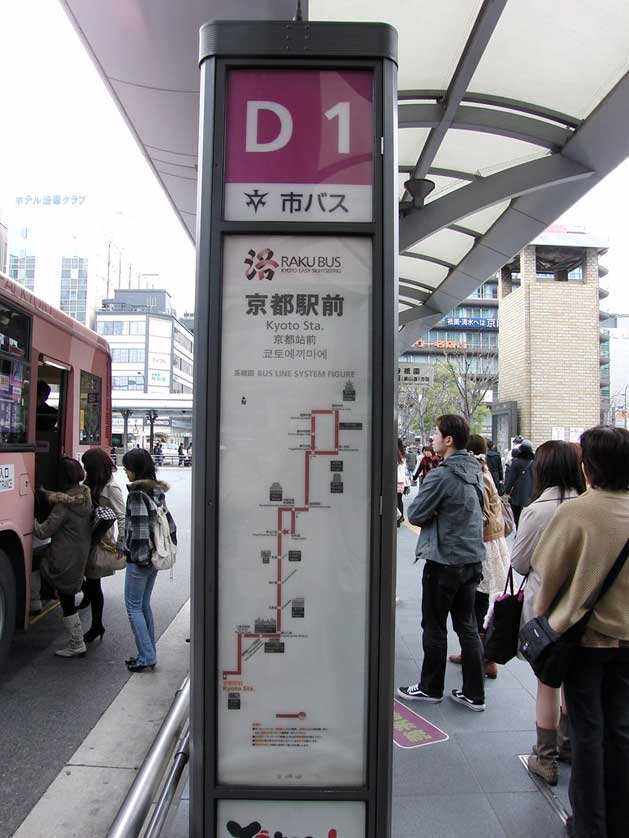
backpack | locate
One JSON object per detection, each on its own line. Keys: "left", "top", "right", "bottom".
{"left": 142, "top": 492, "right": 177, "bottom": 571}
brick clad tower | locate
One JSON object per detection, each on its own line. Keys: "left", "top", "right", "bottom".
{"left": 498, "top": 230, "right": 606, "bottom": 448}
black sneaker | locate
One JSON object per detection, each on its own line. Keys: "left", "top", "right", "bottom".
{"left": 449, "top": 689, "right": 485, "bottom": 712}
{"left": 397, "top": 683, "right": 443, "bottom": 703}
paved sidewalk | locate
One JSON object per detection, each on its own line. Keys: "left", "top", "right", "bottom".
{"left": 392, "top": 516, "right": 568, "bottom": 838}
{"left": 13, "top": 601, "right": 190, "bottom": 838}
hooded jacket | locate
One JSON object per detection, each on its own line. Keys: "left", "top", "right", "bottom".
{"left": 33, "top": 485, "right": 93, "bottom": 595}
{"left": 407, "top": 449, "right": 485, "bottom": 566}
{"left": 125, "top": 479, "right": 177, "bottom": 567}
{"left": 504, "top": 447, "right": 534, "bottom": 507}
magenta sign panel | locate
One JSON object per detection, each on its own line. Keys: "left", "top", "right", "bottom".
{"left": 225, "top": 70, "right": 374, "bottom": 222}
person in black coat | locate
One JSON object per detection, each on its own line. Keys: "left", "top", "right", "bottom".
{"left": 503, "top": 440, "right": 535, "bottom": 526}
{"left": 485, "top": 439, "right": 503, "bottom": 493}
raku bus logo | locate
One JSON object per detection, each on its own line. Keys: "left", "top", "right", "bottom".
{"left": 226, "top": 820, "right": 339, "bottom": 838}
{"left": 245, "top": 247, "right": 278, "bottom": 281}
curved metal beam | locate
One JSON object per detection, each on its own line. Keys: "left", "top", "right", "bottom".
{"left": 399, "top": 153, "right": 594, "bottom": 252}
{"left": 401, "top": 251, "right": 456, "bottom": 270}
{"left": 410, "top": 0, "right": 509, "bottom": 181}
{"left": 399, "top": 165, "right": 478, "bottom": 182}
{"left": 398, "top": 281, "right": 432, "bottom": 303}
{"left": 399, "top": 103, "right": 570, "bottom": 149}
{"left": 448, "top": 224, "right": 481, "bottom": 239}
{"left": 397, "top": 90, "right": 581, "bottom": 129}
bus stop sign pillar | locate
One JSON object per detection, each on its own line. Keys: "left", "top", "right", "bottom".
{"left": 191, "top": 20, "right": 398, "bottom": 838}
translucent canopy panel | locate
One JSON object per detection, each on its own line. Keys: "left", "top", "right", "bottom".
{"left": 398, "top": 128, "right": 430, "bottom": 167}
{"left": 311, "top": 0, "right": 484, "bottom": 90}
{"left": 408, "top": 229, "right": 474, "bottom": 264}
{"left": 432, "top": 130, "right": 550, "bottom": 178}
{"left": 398, "top": 256, "right": 448, "bottom": 289}
{"left": 424, "top": 174, "right": 468, "bottom": 204}
{"left": 458, "top": 201, "right": 511, "bottom": 235}
{"left": 469, "top": 0, "right": 629, "bottom": 121}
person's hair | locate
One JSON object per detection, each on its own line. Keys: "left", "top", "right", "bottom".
{"left": 37, "top": 381, "right": 51, "bottom": 397}
{"left": 397, "top": 437, "right": 406, "bottom": 464}
{"left": 530, "top": 440, "right": 585, "bottom": 502}
{"left": 486, "top": 438, "right": 495, "bottom": 450}
{"left": 436, "top": 414, "right": 470, "bottom": 450}
{"left": 580, "top": 426, "right": 629, "bottom": 491}
{"left": 122, "top": 447, "right": 157, "bottom": 482}
{"left": 82, "top": 447, "right": 115, "bottom": 505}
{"left": 58, "top": 456, "right": 85, "bottom": 491}
{"left": 421, "top": 445, "right": 432, "bottom": 454}
{"left": 467, "top": 434, "right": 487, "bottom": 456}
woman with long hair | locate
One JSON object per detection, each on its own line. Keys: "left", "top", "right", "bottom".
{"left": 122, "top": 448, "right": 176, "bottom": 672}
{"left": 511, "top": 440, "right": 585, "bottom": 786}
{"left": 396, "top": 438, "right": 410, "bottom": 527}
{"left": 80, "top": 448, "right": 126, "bottom": 642}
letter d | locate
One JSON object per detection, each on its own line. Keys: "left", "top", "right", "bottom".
{"left": 246, "top": 101, "right": 293, "bottom": 152}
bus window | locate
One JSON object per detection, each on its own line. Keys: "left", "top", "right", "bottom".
{"left": 0, "top": 301, "right": 31, "bottom": 447}
{"left": 79, "top": 371, "right": 101, "bottom": 445}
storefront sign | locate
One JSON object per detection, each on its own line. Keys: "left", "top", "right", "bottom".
{"left": 0, "top": 463, "right": 15, "bottom": 492}
{"left": 443, "top": 316, "right": 498, "bottom": 329}
{"left": 225, "top": 70, "right": 373, "bottom": 222}
{"left": 218, "top": 235, "right": 371, "bottom": 784}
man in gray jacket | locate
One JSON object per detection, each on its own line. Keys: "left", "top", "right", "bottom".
{"left": 398, "top": 414, "right": 487, "bottom": 711}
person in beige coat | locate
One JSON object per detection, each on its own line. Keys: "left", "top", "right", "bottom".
{"left": 510, "top": 441, "right": 585, "bottom": 786}
{"left": 531, "top": 427, "right": 629, "bottom": 838}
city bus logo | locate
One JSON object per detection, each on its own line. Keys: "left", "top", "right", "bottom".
{"left": 245, "top": 248, "right": 278, "bottom": 281}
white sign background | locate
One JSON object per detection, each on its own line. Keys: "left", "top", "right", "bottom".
{"left": 217, "top": 800, "right": 366, "bottom": 838}
{"left": 0, "top": 463, "right": 15, "bottom": 493}
{"left": 217, "top": 235, "right": 372, "bottom": 786}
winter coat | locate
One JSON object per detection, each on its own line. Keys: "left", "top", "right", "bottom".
{"left": 510, "top": 486, "right": 580, "bottom": 628}
{"left": 124, "top": 479, "right": 177, "bottom": 567}
{"left": 503, "top": 452, "right": 534, "bottom": 507}
{"left": 33, "top": 485, "right": 93, "bottom": 595}
{"left": 413, "top": 455, "right": 435, "bottom": 482}
{"left": 407, "top": 449, "right": 485, "bottom": 567}
{"left": 397, "top": 460, "right": 410, "bottom": 493}
{"left": 486, "top": 449, "right": 503, "bottom": 492}
{"left": 479, "top": 461, "right": 504, "bottom": 542}
{"left": 86, "top": 478, "right": 127, "bottom": 579}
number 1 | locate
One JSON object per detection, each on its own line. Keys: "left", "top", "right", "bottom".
{"left": 324, "top": 102, "right": 350, "bottom": 154}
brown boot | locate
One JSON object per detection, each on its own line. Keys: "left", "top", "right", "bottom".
{"left": 527, "top": 725, "right": 558, "bottom": 785}
{"left": 485, "top": 660, "right": 498, "bottom": 679}
{"left": 558, "top": 713, "right": 572, "bottom": 764}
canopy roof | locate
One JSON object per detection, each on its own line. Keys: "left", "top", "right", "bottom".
{"left": 60, "top": 0, "right": 629, "bottom": 349}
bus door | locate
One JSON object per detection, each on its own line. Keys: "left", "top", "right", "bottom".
{"left": 35, "top": 359, "right": 69, "bottom": 494}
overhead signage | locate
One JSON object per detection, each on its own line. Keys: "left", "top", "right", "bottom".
{"left": 217, "top": 235, "right": 372, "bottom": 785}
{"left": 443, "top": 316, "right": 498, "bottom": 329}
{"left": 225, "top": 70, "right": 373, "bottom": 222}
{"left": 14, "top": 194, "right": 87, "bottom": 206}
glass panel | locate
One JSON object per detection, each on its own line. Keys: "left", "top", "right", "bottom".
{"left": 79, "top": 371, "right": 101, "bottom": 445}
{"left": 0, "top": 302, "right": 30, "bottom": 359}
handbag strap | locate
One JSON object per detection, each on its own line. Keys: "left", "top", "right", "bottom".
{"left": 502, "top": 566, "right": 526, "bottom": 597}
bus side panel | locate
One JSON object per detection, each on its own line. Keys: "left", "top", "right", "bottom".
{"left": 0, "top": 450, "right": 35, "bottom": 629}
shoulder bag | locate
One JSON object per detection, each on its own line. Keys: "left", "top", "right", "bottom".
{"left": 484, "top": 568, "right": 526, "bottom": 663}
{"left": 519, "top": 536, "right": 629, "bottom": 687}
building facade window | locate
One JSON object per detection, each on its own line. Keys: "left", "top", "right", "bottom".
{"left": 79, "top": 370, "right": 101, "bottom": 444}
{"left": 173, "top": 329, "right": 193, "bottom": 353}
{"left": 172, "top": 381, "right": 193, "bottom": 394}
{"left": 8, "top": 254, "right": 36, "bottom": 291}
{"left": 173, "top": 355, "right": 193, "bottom": 376}
{"left": 111, "top": 348, "right": 145, "bottom": 363}
{"left": 60, "top": 256, "right": 89, "bottom": 323}
{"left": 97, "top": 320, "right": 146, "bottom": 336}
{"left": 112, "top": 375, "right": 145, "bottom": 390}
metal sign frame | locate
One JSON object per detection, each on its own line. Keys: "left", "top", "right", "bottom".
{"left": 191, "top": 20, "right": 398, "bottom": 838}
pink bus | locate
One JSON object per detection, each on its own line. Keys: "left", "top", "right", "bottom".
{"left": 0, "top": 272, "right": 112, "bottom": 666}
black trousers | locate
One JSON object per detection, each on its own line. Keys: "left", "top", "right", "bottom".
{"left": 82, "top": 578, "right": 105, "bottom": 629}
{"left": 396, "top": 493, "right": 404, "bottom": 519}
{"left": 564, "top": 648, "right": 629, "bottom": 838}
{"left": 419, "top": 561, "right": 485, "bottom": 703}
{"left": 59, "top": 593, "right": 76, "bottom": 617}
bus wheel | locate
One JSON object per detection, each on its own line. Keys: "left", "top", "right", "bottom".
{"left": 0, "top": 550, "right": 17, "bottom": 670}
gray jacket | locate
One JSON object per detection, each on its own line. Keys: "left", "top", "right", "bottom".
{"left": 408, "top": 449, "right": 485, "bottom": 566}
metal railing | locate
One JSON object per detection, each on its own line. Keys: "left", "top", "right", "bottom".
{"left": 107, "top": 677, "right": 190, "bottom": 838}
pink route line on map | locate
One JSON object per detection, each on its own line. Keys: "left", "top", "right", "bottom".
{"left": 223, "top": 408, "right": 340, "bottom": 678}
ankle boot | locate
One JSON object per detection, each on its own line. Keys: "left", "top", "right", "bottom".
{"left": 55, "top": 614, "right": 87, "bottom": 658}
{"left": 558, "top": 713, "right": 572, "bottom": 764}
{"left": 528, "top": 725, "right": 559, "bottom": 785}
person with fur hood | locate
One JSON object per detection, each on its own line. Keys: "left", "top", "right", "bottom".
{"left": 33, "top": 457, "right": 93, "bottom": 658}
{"left": 121, "top": 448, "right": 177, "bottom": 673}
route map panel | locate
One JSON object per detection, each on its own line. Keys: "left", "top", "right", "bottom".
{"left": 217, "top": 235, "right": 372, "bottom": 786}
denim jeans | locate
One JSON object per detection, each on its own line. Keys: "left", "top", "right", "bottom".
{"left": 419, "top": 560, "right": 485, "bottom": 703}
{"left": 125, "top": 563, "right": 158, "bottom": 665}
{"left": 564, "top": 647, "right": 629, "bottom": 838}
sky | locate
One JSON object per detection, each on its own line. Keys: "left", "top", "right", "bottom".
{"left": 1, "top": 1, "right": 629, "bottom": 316}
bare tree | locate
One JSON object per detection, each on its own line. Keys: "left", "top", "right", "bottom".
{"left": 398, "top": 368, "right": 460, "bottom": 441}
{"left": 439, "top": 347, "right": 498, "bottom": 425}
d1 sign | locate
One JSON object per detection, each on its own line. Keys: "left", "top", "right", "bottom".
{"left": 225, "top": 70, "right": 373, "bottom": 222}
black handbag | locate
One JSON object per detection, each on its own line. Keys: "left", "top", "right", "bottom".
{"left": 484, "top": 568, "right": 525, "bottom": 664}
{"left": 519, "top": 536, "right": 629, "bottom": 688}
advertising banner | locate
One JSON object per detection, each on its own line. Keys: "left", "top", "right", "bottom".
{"left": 225, "top": 70, "right": 373, "bottom": 222}
{"left": 217, "top": 235, "right": 372, "bottom": 785}
{"left": 217, "top": 800, "right": 365, "bottom": 838}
